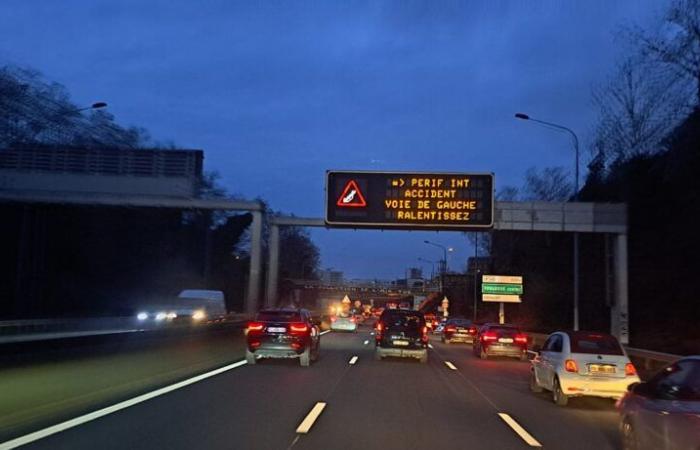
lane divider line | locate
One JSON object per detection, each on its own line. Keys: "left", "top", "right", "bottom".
{"left": 320, "top": 330, "right": 331, "bottom": 335}
{"left": 0, "top": 359, "right": 248, "bottom": 450}
{"left": 349, "top": 356, "right": 358, "bottom": 365}
{"left": 296, "top": 402, "right": 327, "bottom": 434}
{"left": 498, "top": 413, "right": 542, "bottom": 447}
{"left": 363, "top": 340, "right": 369, "bottom": 345}
{"left": 445, "top": 361, "right": 457, "bottom": 370}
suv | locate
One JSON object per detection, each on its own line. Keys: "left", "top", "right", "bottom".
{"left": 473, "top": 323, "right": 528, "bottom": 360}
{"left": 374, "top": 309, "right": 428, "bottom": 363}
{"left": 246, "top": 308, "right": 320, "bottom": 367}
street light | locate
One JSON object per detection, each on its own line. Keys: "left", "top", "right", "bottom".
{"left": 70, "top": 102, "right": 108, "bottom": 113}
{"left": 424, "top": 240, "right": 449, "bottom": 294}
{"left": 515, "top": 112, "right": 581, "bottom": 330}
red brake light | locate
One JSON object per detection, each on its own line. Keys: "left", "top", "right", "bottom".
{"left": 248, "top": 322, "right": 264, "bottom": 332}
{"left": 469, "top": 327, "right": 477, "bottom": 335}
{"left": 331, "top": 316, "right": 337, "bottom": 322}
{"left": 289, "top": 323, "right": 309, "bottom": 333}
{"left": 625, "top": 363, "right": 637, "bottom": 377}
{"left": 422, "top": 326, "right": 429, "bottom": 342}
{"left": 515, "top": 334, "right": 528, "bottom": 344}
{"left": 376, "top": 322, "right": 383, "bottom": 332}
{"left": 482, "top": 331, "right": 498, "bottom": 341}
{"left": 445, "top": 325, "right": 457, "bottom": 332}
{"left": 350, "top": 316, "right": 356, "bottom": 323}
{"left": 565, "top": 359, "right": 579, "bottom": 373}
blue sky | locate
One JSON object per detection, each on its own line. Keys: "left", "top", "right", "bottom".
{"left": 0, "top": 0, "right": 668, "bottom": 279}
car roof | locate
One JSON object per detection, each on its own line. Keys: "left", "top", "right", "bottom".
{"left": 560, "top": 330, "right": 617, "bottom": 340}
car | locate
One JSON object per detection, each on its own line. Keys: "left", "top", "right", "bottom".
{"left": 473, "top": 323, "right": 528, "bottom": 360}
{"left": 245, "top": 308, "right": 321, "bottom": 367}
{"left": 441, "top": 318, "right": 477, "bottom": 344}
{"left": 374, "top": 309, "right": 428, "bottom": 363}
{"left": 530, "top": 331, "right": 640, "bottom": 406}
{"left": 617, "top": 356, "right": 700, "bottom": 450}
{"left": 330, "top": 311, "right": 358, "bottom": 332}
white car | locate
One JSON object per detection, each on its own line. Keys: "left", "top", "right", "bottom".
{"left": 530, "top": 331, "right": 640, "bottom": 406}
{"left": 330, "top": 313, "right": 357, "bottom": 332}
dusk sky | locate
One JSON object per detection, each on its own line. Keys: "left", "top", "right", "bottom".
{"left": 0, "top": 0, "right": 668, "bottom": 279}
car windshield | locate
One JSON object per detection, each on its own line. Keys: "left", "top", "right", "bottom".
{"left": 256, "top": 311, "right": 302, "bottom": 322}
{"left": 570, "top": 334, "right": 624, "bottom": 355}
{"left": 487, "top": 326, "right": 520, "bottom": 334}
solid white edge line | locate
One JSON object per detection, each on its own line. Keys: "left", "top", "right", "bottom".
{"left": 428, "top": 343, "right": 434, "bottom": 349}
{"left": 498, "top": 413, "right": 542, "bottom": 447}
{"left": 320, "top": 330, "right": 331, "bottom": 335}
{"left": 0, "top": 359, "right": 248, "bottom": 450}
{"left": 363, "top": 340, "right": 369, "bottom": 345}
{"left": 444, "top": 361, "right": 457, "bottom": 370}
{"left": 295, "top": 402, "right": 327, "bottom": 434}
{"left": 349, "top": 356, "right": 358, "bottom": 365}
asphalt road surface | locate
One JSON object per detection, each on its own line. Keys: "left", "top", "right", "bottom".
{"left": 8, "top": 324, "right": 622, "bottom": 450}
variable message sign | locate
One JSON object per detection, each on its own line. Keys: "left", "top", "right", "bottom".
{"left": 325, "top": 171, "right": 494, "bottom": 230}
{"left": 481, "top": 274, "right": 523, "bottom": 303}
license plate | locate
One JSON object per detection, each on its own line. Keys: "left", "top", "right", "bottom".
{"left": 393, "top": 340, "right": 409, "bottom": 346}
{"left": 268, "top": 327, "right": 286, "bottom": 333}
{"left": 589, "top": 364, "right": 616, "bottom": 374}
{"left": 498, "top": 337, "right": 513, "bottom": 343}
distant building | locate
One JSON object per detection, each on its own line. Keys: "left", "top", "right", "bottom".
{"left": 408, "top": 267, "right": 423, "bottom": 279}
{"left": 467, "top": 256, "right": 491, "bottom": 274}
{"left": 319, "top": 269, "right": 344, "bottom": 285}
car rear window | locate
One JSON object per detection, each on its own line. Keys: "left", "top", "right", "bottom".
{"left": 382, "top": 312, "right": 424, "bottom": 327}
{"left": 449, "top": 319, "right": 472, "bottom": 326}
{"left": 256, "top": 311, "right": 302, "bottom": 322}
{"left": 570, "top": 334, "right": 623, "bottom": 355}
{"left": 487, "top": 326, "right": 519, "bottom": 334}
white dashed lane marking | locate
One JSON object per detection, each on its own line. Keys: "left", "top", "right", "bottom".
{"left": 498, "top": 413, "right": 542, "bottom": 447}
{"left": 296, "top": 402, "right": 327, "bottom": 434}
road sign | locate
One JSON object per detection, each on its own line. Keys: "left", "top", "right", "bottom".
{"left": 482, "top": 275, "right": 522, "bottom": 284}
{"left": 483, "top": 294, "right": 522, "bottom": 303}
{"left": 482, "top": 283, "right": 524, "bottom": 295}
{"left": 325, "top": 171, "right": 494, "bottom": 230}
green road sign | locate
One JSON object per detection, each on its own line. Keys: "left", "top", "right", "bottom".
{"left": 481, "top": 283, "right": 523, "bottom": 295}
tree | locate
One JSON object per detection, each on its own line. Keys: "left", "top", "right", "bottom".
{"left": 0, "top": 65, "right": 149, "bottom": 148}
{"left": 630, "top": 0, "right": 700, "bottom": 104}
{"left": 522, "top": 167, "right": 573, "bottom": 201}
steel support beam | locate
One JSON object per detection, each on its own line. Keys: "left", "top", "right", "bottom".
{"left": 246, "top": 210, "right": 263, "bottom": 315}
{"left": 265, "top": 224, "right": 280, "bottom": 308}
{"left": 612, "top": 233, "right": 630, "bottom": 344}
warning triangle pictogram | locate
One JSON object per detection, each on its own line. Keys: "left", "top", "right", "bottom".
{"left": 336, "top": 179, "right": 367, "bottom": 208}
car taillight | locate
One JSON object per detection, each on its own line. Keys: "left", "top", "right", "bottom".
{"left": 376, "top": 322, "right": 383, "bottom": 332}
{"left": 515, "top": 334, "right": 528, "bottom": 344}
{"left": 350, "top": 316, "right": 356, "bottom": 323}
{"left": 445, "top": 326, "right": 457, "bottom": 332}
{"left": 565, "top": 359, "right": 579, "bottom": 373}
{"left": 422, "top": 326, "right": 429, "bottom": 342}
{"left": 625, "top": 363, "right": 637, "bottom": 376}
{"left": 248, "top": 322, "right": 264, "bottom": 332}
{"left": 482, "top": 331, "right": 498, "bottom": 341}
{"left": 468, "top": 327, "right": 477, "bottom": 335}
{"left": 331, "top": 316, "right": 337, "bottom": 322}
{"left": 289, "top": 323, "right": 309, "bottom": 333}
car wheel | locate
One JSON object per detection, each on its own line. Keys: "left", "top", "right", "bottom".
{"left": 312, "top": 341, "right": 320, "bottom": 362}
{"left": 620, "top": 418, "right": 638, "bottom": 450}
{"left": 480, "top": 347, "right": 489, "bottom": 360}
{"left": 245, "top": 349, "right": 256, "bottom": 365}
{"left": 374, "top": 348, "right": 383, "bottom": 361}
{"left": 300, "top": 347, "right": 311, "bottom": 367}
{"left": 552, "top": 377, "right": 569, "bottom": 406}
{"left": 529, "top": 370, "right": 543, "bottom": 393}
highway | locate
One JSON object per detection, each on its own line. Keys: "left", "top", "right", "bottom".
{"left": 4, "top": 323, "right": 622, "bottom": 450}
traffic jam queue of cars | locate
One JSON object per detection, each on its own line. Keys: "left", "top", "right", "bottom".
{"left": 245, "top": 307, "right": 698, "bottom": 447}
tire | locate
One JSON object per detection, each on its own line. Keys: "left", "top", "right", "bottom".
{"left": 312, "top": 341, "right": 320, "bottom": 362}
{"left": 245, "top": 349, "right": 256, "bottom": 365}
{"left": 419, "top": 351, "right": 428, "bottom": 364}
{"left": 552, "top": 377, "right": 569, "bottom": 406}
{"left": 300, "top": 347, "right": 311, "bottom": 367}
{"left": 620, "top": 418, "right": 638, "bottom": 450}
{"left": 480, "top": 347, "right": 489, "bottom": 360}
{"left": 530, "top": 370, "right": 543, "bottom": 393}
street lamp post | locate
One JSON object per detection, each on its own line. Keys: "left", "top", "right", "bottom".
{"left": 424, "top": 240, "right": 449, "bottom": 294}
{"left": 515, "top": 112, "right": 581, "bottom": 331}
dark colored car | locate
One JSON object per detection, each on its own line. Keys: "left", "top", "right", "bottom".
{"left": 245, "top": 308, "right": 320, "bottom": 367}
{"left": 441, "top": 318, "right": 477, "bottom": 344}
{"left": 473, "top": 323, "right": 528, "bottom": 360}
{"left": 374, "top": 309, "right": 428, "bottom": 363}
{"left": 617, "top": 356, "right": 700, "bottom": 450}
